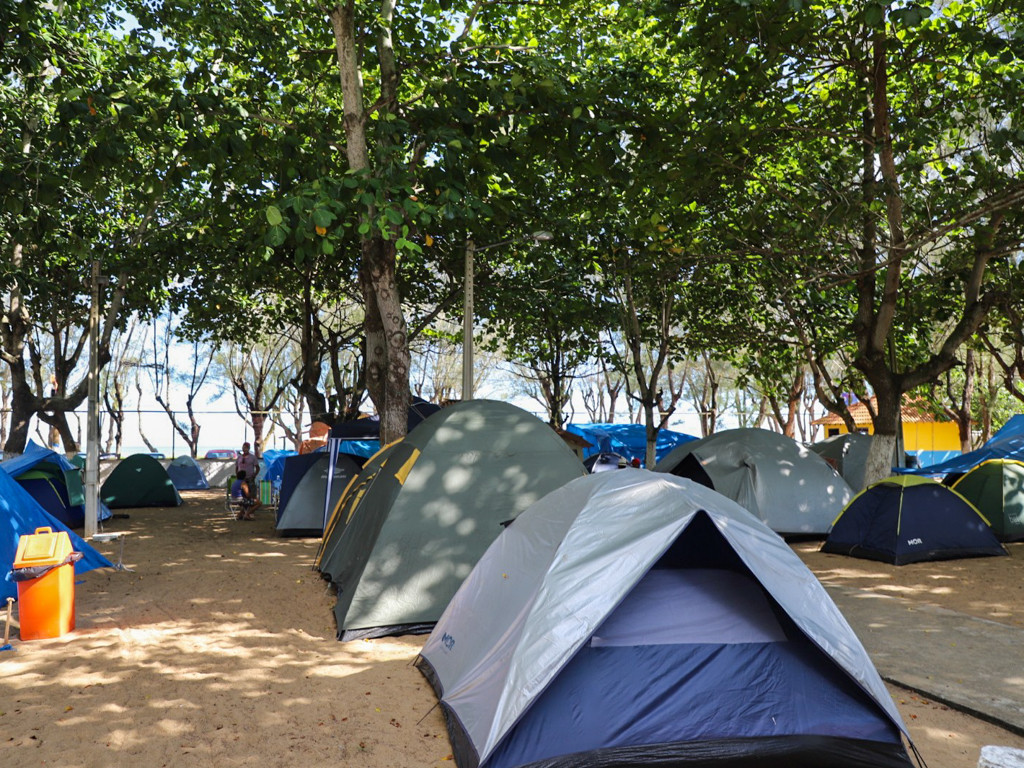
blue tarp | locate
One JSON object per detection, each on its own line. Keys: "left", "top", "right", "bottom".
{"left": 258, "top": 450, "right": 299, "bottom": 489}
{"left": 901, "top": 415, "right": 1024, "bottom": 476}
{"left": 566, "top": 423, "right": 698, "bottom": 466}
{"left": 334, "top": 439, "right": 379, "bottom": 459}
{"left": 1, "top": 468, "right": 113, "bottom": 602}
{"left": 907, "top": 450, "right": 960, "bottom": 469}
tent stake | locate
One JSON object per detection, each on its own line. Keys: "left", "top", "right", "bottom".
{"left": 1, "top": 597, "right": 14, "bottom": 651}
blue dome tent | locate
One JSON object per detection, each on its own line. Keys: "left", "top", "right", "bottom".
{"left": 0, "top": 441, "right": 113, "bottom": 527}
{"left": 1, "top": 468, "right": 113, "bottom": 603}
{"left": 822, "top": 475, "right": 1007, "bottom": 564}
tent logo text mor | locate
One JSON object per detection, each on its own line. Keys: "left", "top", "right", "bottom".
{"left": 906, "top": 538, "right": 924, "bottom": 546}
{"left": 441, "top": 632, "right": 456, "bottom": 652}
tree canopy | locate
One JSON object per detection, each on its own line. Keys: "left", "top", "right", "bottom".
{"left": 3, "top": 0, "right": 1024, "bottom": 475}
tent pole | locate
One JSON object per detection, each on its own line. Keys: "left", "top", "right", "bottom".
{"left": 463, "top": 239, "right": 475, "bottom": 401}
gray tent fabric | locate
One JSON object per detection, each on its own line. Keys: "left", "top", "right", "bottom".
{"left": 417, "top": 470, "right": 912, "bottom": 768}
{"left": 275, "top": 452, "right": 362, "bottom": 536}
{"left": 654, "top": 428, "right": 852, "bottom": 534}
{"left": 315, "top": 399, "right": 587, "bottom": 640}
{"left": 808, "top": 433, "right": 875, "bottom": 492}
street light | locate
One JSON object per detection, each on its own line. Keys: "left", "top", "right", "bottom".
{"left": 463, "top": 230, "right": 553, "bottom": 400}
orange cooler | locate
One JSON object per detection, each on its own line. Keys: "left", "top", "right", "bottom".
{"left": 13, "top": 527, "right": 76, "bottom": 640}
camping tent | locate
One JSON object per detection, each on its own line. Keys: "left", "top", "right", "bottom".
{"left": 808, "top": 433, "right": 875, "bottom": 492}
{"left": 950, "top": 459, "right": 1024, "bottom": 542}
{"left": 566, "top": 423, "right": 697, "bottom": 465}
{"left": 582, "top": 452, "right": 626, "bottom": 473}
{"left": 275, "top": 451, "right": 364, "bottom": 536}
{"left": 822, "top": 475, "right": 1007, "bottom": 564}
{"left": 101, "top": 454, "right": 183, "bottom": 508}
{"left": 1, "top": 467, "right": 113, "bottom": 603}
{"left": 315, "top": 399, "right": 587, "bottom": 641}
{"left": 165, "top": 455, "right": 209, "bottom": 491}
{"left": 321, "top": 397, "right": 442, "bottom": 522}
{"left": 328, "top": 396, "right": 442, "bottom": 439}
{"left": 0, "top": 441, "right": 113, "bottom": 527}
{"left": 417, "top": 470, "right": 914, "bottom": 768}
{"left": 654, "top": 428, "right": 852, "bottom": 535}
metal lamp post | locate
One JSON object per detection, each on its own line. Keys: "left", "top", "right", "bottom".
{"left": 84, "top": 262, "right": 108, "bottom": 539}
{"left": 462, "top": 231, "right": 553, "bottom": 400}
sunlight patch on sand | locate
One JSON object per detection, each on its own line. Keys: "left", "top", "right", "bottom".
{"left": 918, "top": 725, "right": 967, "bottom": 741}
{"left": 816, "top": 568, "right": 892, "bottom": 580}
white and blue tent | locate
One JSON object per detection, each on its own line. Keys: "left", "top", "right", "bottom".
{"left": 165, "top": 455, "right": 209, "bottom": 491}
{"left": 418, "top": 471, "right": 915, "bottom": 768}
{"left": 2, "top": 467, "right": 113, "bottom": 603}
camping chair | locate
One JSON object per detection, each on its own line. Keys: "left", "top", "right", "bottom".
{"left": 225, "top": 487, "right": 247, "bottom": 519}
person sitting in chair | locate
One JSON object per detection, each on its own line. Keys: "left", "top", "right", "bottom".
{"left": 230, "top": 470, "right": 261, "bottom": 521}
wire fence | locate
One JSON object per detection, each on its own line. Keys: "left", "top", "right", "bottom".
{"left": 18, "top": 408, "right": 294, "bottom": 458}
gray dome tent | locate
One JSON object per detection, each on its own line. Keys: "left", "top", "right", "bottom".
{"left": 314, "top": 399, "right": 587, "bottom": 641}
{"left": 275, "top": 451, "right": 363, "bottom": 537}
{"left": 418, "top": 470, "right": 915, "bottom": 768}
{"left": 654, "top": 428, "right": 852, "bottom": 535}
{"left": 808, "top": 432, "right": 875, "bottom": 492}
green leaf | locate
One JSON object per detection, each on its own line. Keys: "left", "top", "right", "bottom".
{"left": 312, "top": 208, "right": 334, "bottom": 228}
{"left": 266, "top": 206, "right": 283, "bottom": 226}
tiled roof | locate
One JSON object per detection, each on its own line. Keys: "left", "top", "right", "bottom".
{"left": 812, "top": 396, "right": 947, "bottom": 426}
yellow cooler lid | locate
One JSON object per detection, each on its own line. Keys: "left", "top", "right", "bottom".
{"left": 13, "top": 527, "right": 74, "bottom": 569}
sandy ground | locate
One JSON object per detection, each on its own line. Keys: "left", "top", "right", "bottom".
{"left": 1, "top": 489, "right": 1022, "bottom": 768}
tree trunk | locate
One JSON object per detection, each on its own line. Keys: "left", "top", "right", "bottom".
{"left": 329, "top": 1, "right": 410, "bottom": 444}
{"left": 775, "top": 371, "right": 805, "bottom": 438}
{"left": 297, "top": 276, "right": 328, "bottom": 417}
{"left": 863, "top": 370, "right": 902, "bottom": 484}
{"left": 7, "top": 358, "right": 35, "bottom": 453}
{"left": 251, "top": 411, "right": 266, "bottom": 456}
{"left": 942, "top": 349, "right": 975, "bottom": 453}
{"left": 643, "top": 409, "right": 658, "bottom": 468}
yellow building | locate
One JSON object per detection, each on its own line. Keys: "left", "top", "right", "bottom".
{"left": 812, "top": 396, "right": 961, "bottom": 452}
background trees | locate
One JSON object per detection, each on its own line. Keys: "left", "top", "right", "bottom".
{"left": 3, "top": 1, "right": 1024, "bottom": 465}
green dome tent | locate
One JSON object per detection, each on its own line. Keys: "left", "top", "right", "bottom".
{"left": 315, "top": 400, "right": 587, "bottom": 641}
{"left": 951, "top": 459, "right": 1024, "bottom": 542}
{"left": 101, "top": 454, "right": 183, "bottom": 508}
